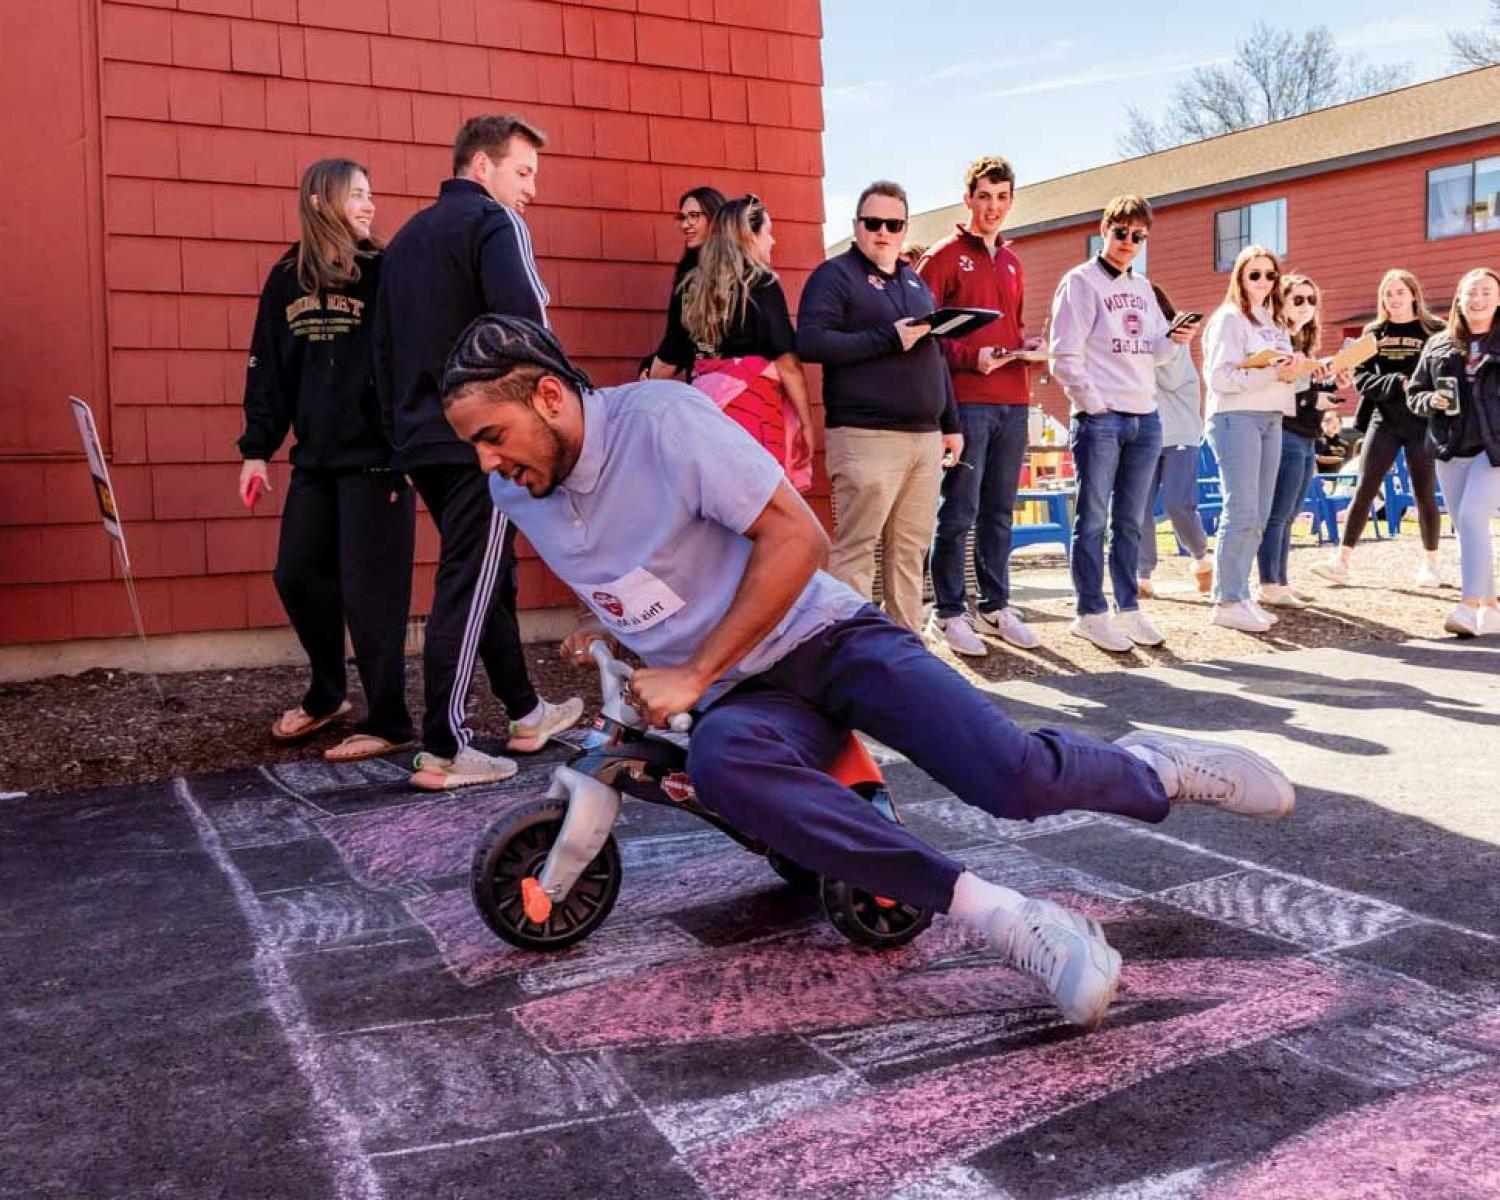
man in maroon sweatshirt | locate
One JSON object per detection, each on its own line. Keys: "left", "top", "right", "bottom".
{"left": 918, "top": 156, "right": 1042, "bottom": 656}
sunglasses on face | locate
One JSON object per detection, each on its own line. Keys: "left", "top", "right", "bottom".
{"left": 858, "top": 216, "right": 907, "bottom": 234}
{"left": 1245, "top": 270, "right": 1278, "bottom": 283}
{"left": 1289, "top": 293, "right": 1316, "bottom": 307}
{"left": 1109, "top": 227, "right": 1148, "bottom": 244}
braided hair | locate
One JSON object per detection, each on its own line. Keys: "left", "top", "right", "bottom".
{"left": 441, "top": 315, "right": 594, "bottom": 407}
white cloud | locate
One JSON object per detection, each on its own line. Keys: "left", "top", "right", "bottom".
{"left": 976, "top": 54, "right": 1220, "bottom": 101}
{"left": 931, "top": 38, "right": 1076, "bottom": 81}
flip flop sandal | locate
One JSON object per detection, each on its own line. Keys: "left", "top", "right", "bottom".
{"left": 270, "top": 699, "right": 354, "bottom": 742}
{"left": 323, "top": 733, "right": 416, "bottom": 763}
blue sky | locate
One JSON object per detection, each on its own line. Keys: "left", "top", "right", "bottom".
{"left": 821, "top": 0, "right": 1480, "bottom": 243}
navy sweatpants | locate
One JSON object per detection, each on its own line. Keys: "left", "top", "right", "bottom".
{"left": 686, "top": 607, "right": 1170, "bottom": 912}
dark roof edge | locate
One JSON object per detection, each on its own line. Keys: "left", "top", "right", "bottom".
{"left": 1003, "top": 123, "right": 1500, "bottom": 241}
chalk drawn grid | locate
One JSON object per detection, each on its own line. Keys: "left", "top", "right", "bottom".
{"left": 180, "top": 756, "right": 1500, "bottom": 1200}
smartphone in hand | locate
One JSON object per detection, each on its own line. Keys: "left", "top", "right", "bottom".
{"left": 243, "top": 475, "right": 265, "bottom": 509}
{"left": 1167, "top": 311, "right": 1203, "bottom": 335}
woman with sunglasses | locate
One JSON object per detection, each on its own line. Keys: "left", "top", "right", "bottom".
{"left": 237, "top": 158, "right": 416, "bottom": 761}
{"left": 642, "top": 186, "right": 725, "bottom": 379}
{"left": 1311, "top": 269, "right": 1446, "bottom": 589}
{"left": 1406, "top": 267, "right": 1500, "bottom": 637}
{"left": 654, "top": 195, "right": 815, "bottom": 490}
{"left": 1255, "top": 273, "right": 1350, "bottom": 609}
{"left": 1202, "top": 245, "right": 1306, "bottom": 632}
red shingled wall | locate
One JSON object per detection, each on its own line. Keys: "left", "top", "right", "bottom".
{"left": 0, "top": 0, "right": 825, "bottom": 648}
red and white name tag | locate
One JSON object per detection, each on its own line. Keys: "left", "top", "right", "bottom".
{"left": 580, "top": 567, "right": 685, "bottom": 633}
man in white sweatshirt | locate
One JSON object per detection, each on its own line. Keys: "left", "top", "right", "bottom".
{"left": 1049, "top": 195, "right": 1197, "bottom": 652}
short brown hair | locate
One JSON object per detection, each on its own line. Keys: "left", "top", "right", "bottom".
{"left": 1099, "top": 194, "right": 1152, "bottom": 232}
{"left": 964, "top": 156, "right": 1015, "bottom": 195}
{"left": 856, "top": 180, "right": 907, "bottom": 216}
{"left": 453, "top": 114, "right": 546, "bottom": 176}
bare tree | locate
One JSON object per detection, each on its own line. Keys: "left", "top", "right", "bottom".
{"left": 1119, "top": 24, "right": 1412, "bottom": 157}
{"left": 1449, "top": 0, "right": 1500, "bottom": 68}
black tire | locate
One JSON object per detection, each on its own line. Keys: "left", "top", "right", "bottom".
{"left": 470, "top": 798, "right": 622, "bottom": 951}
{"left": 766, "top": 849, "right": 820, "bottom": 893}
{"left": 820, "top": 878, "right": 933, "bottom": 949}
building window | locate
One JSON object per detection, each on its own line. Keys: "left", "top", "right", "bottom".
{"left": 1427, "top": 157, "right": 1500, "bottom": 239}
{"left": 1087, "top": 232, "right": 1148, "bottom": 278}
{"left": 1214, "top": 199, "right": 1286, "bottom": 271}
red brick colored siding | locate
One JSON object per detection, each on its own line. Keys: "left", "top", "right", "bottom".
{"left": 0, "top": 0, "right": 826, "bottom": 646}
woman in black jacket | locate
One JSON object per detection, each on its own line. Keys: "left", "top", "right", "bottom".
{"left": 237, "top": 158, "right": 416, "bottom": 759}
{"left": 1407, "top": 267, "right": 1500, "bottom": 638}
{"left": 641, "top": 186, "right": 725, "bottom": 378}
{"left": 1312, "top": 269, "right": 1445, "bottom": 589}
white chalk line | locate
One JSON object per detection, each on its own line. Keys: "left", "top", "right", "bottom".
{"left": 256, "top": 765, "right": 336, "bottom": 816}
{"left": 366, "top": 1109, "right": 636, "bottom": 1160}
{"left": 174, "top": 777, "right": 385, "bottom": 1200}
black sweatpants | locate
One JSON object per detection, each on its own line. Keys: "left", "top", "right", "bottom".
{"left": 1341, "top": 421, "right": 1441, "bottom": 550}
{"left": 274, "top": 467, "right": 416, "bottom": 742}
{"left": 409, "top": 463, "right": 538, "bottom": 759}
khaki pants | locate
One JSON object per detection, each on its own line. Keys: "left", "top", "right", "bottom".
{"left": 825, "top": 427, "right": 943, "bottom": 631}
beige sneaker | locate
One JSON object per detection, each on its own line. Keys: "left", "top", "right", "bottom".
{"left": 409, "top": 746, "right": 519, "bottom": 791}
{"left": 507, "top": 696, "right": 585, "bottom": 753}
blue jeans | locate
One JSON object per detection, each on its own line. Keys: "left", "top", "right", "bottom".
{"left": 931, "top": 404, "right": 1028, "bottom": 617}
{"left": 1435, "top": 454, "right": 1500, "bottom": 601}
{"left": 1138, "top": 444, "right": 1210, "bottom": 578}
{"left": 1206, "top": 410, "right": 1281, "bottom": 603}
{"left": 688, "top": 607, "right": 1171, "bottom": 912}
{"left": 1069, "top": 409, "right": 1162, "bottom": 615}
{"left": 1256, "top": 429, "right": 1316, "bottom": 587}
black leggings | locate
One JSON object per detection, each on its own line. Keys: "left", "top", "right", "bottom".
{"left": 1341, "top": 423, "right": 1441, "bottom": 550}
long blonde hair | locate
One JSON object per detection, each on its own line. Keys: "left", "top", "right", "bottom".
{"left": 1280, "top": 273, "right": 1321, "bottom": 355}
{"left": 1373, "top": 268, "right": 1441, "bottom": 330}
{"left": 680, "top": 196, "right": 774, "bottom": 351}
{"left": 1223, "top": 244, "right": 1285, "bottom": 324}
{"left": 295, "top": 158, "right": 378, "bottom": 293}
{"left": 1446, "top": 267, "right": 1500, "bottom": 344}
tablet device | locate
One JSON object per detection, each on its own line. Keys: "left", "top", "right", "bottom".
{"left": 912, "top": 307, "right": 1000, "bottom": 338}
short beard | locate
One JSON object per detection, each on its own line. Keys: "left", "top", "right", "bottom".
{"left": 524, "top": 408, "right": 576, "bottom": 498}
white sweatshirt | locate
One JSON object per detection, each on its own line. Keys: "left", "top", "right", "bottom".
{"left": 1202, "top": 303, "right": 1296, "bottom": 416}
{"left": 1048, "top": 258, "right": 1174, "bottom": 415}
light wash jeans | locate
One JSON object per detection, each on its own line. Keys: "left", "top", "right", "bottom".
{"left": 1138, "top": 444, "right": 1210, "bottom": 578}
{"left": 1206, "top": 410, "right": 1281, "bottom": 604}
{"left": 1435, "top": 453, "right": 1500, "bottom": 601}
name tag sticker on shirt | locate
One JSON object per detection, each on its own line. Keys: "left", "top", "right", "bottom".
{"left": 583, "top": 567, "right": 685, "bottom": 633}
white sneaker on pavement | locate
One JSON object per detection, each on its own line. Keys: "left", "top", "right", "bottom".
{"left": 1069, "top": 613, "right": 1133, "bottom": 653}
{"left": 1311, "top": 559, "right": 1350, "bottom": 587}
{"left": 1289, "top": 585, "right": 1316, "bottom": 604}
{"left": 1413, "top": 562, "right": 1443, "bottom": 589}
{"left": 1117, "top": 729, "right": 1295, "bottom": 820}
{"left": 507, "top": 696, "right": 586, "bottom": 753}
{"left": 409, "top": 745, "right": 519, "bottom": 791}
{"left": 974, "top": 607, "right": 1041, "bottom": 650}
{"left": 988, "top": 898, "right": 1122, "bottom": 1029}
{"left": 929, "top": 612, "right": 987, "bottom": 657}
{"left": 1212, "top": 601, "right": 1272, "bottom": 633}
{"left": 1113, "top": 608, "right": 1166, "bottom": 647}
{"left": 1256, "top": 584, "right": 1309, "bottom": 609}
{"left": 1444, "top": 603, "right": 1481, "bottom": 638}
{"left": 1247, "top": 598, "right": 1279, "bottom": 626}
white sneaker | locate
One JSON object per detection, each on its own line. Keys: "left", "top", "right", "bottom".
{"left": 1481, "top": 607, "right": 1500, "bottom": 636}
{"left": 1247, "top": 599, "right": 1279, "bottom": 627}
{"left": 409, "top": 745, "right": 519, "bottom": 791}
{"left": 929, "top": 612, "right": 987, "bottom": 657}
{"left": 1117, "top": 730, "right": 1295, "bottom": 820}
{"left": 974, "top": 607, "right": 1041, "bottom": 650}
{"left": 1256, "top": 584, "right": 1308, "bottom": 609}
{"left": 1136, "top": 577, "right": 1156, "bottom": 599}
{"left": 1193, "top": 554, "right": 1214, "bottom": 594}
{"left": 1212, "top": 601, "right": 1272, "bottom": 633}
{"left": 1113, "top": 608, "right": 1165, "bottom": 647}
{"left": 507, "top": 696, "right": 586, "bottom": 753}
{"left": 1289, "top": 585, "right": 1316, "bottom": 604}
{"left": 1444, "top": 603, "right": 1481, "bottom": 638}
{"left": 1310, "top": 558, "right": 1350, "bottom": 587}
{"left": 1069, "top": 613, "right": 1133, "bottom": 653}
{"left": 988, "top": 898, "right": 1122, "bottom": 1029}
{"left": 1413, "top": 562, "right": 1443, "bottom": 589}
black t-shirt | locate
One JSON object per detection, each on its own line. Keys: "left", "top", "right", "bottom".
{"left": 658, "top": 274, "right": 796, "bottom": 368}
{"left": 1315, "top": 433, "right": 1352, "bottom": 473}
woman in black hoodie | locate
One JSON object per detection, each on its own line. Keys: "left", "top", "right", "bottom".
{"left": 1407, "top": 267, "right": 1500, "bottom": 638}
{"left": 237, "top": 158, "right": 416, "bottom": 760}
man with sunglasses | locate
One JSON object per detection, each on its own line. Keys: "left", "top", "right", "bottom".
{"left": 797, "top": 181, "right": 961, "bottom": 632}
{"left": 1049, "top": 195, "right": 1197, "bottom": 653}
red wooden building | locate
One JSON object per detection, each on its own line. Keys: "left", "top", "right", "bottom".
{"left": 0, "top": 0, "right": 827, "bottom": 676}
{"left": 902, "top": 66, "right": 1500, "bottom": 427}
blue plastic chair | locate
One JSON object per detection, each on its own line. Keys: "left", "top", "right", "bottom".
{"left": 1381, "top": 448, "right": 1416, "bottom": 537}
{"left": 1195, "top": 441, "right": 1224, "bottom": 537}
{"left": 1012, "top": 489, "right": 1073, "bottom": 560}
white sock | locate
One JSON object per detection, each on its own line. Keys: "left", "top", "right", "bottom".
{"left": 516, "top": 700, "right": 546, "bottom": 726}
{"left": 1125, "top": 743, "right": 1178, "bottom": 797}
{"left": 946, "top": 870, "right": 1027, "bottom": 937}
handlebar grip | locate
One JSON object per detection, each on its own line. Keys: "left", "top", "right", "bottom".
{"left": 667, "top": 713, "right": 693, "bottom": 734}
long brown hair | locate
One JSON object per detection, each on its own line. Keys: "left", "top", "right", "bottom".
{"left": 1223, "top": 244, "right": 1285, "bottom": 324}
{"left": 295, "top": 158, "right": 378, "bottom": 293}
{"left": 1374, "top": 268, "right": 1441, "bottom": 330}
{"left": 1446, "top": 267, "right": 1500, "bottom": 343}
{"left": 1280, "top": 273, "right": 1321, "bottom": 355}
{"left": 680, "top": 195, "right": 775, "bottom": 351}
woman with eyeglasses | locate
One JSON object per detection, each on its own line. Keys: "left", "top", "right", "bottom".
{"left": 237, "top": 158, "right": 416, "bottom": 761}
{"left": 642, "top": 186, "right": 725, "bottom": 379}
{"left": 1201, "top": 245, "right": 1306, "bottom": 633}
{"left": 1255, "top": 273, "right": 1350, "bottom": 609}
{"left": 1406, "top": 267, "right": 1500, "bottom": 637}
{"left": 1311, "top": 269, "right": 1446, "bottom": 589}
{"left": 654, "top": 195, "right": 816, "bottom": 490}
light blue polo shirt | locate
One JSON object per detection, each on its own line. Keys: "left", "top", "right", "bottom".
{"left": 488, "top": 380, "right": 865, "bottom": 699}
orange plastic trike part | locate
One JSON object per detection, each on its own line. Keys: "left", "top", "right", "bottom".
{"left": 520, "top": 876, "right": 553, "bottom": 924}
{"left": 829, "top": 734, "right": 884, "bottom": 789}
{"left": 872, "top": 896, "right": 898, "bottom": 909}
